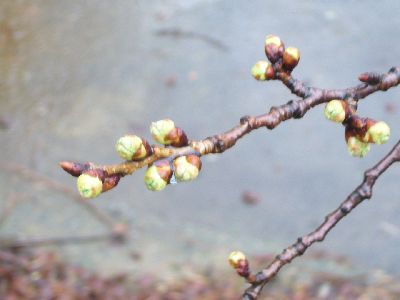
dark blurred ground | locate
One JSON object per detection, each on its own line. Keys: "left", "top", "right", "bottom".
{"left": 1, "top": 249, "right": 400, "bottom": 299}
{"left": 0, "top": 0, "right": 400, "bottom": 295}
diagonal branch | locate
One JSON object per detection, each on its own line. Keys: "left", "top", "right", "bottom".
{"left": 61, "top": 66, "right": 400, "bottom": 179}
{"left": 242, "top": 139, "right": 400, "bottom": 299}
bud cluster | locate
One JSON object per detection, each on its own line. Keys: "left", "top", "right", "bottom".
{"left": 324, "top": 99, "right": 391, "bottom": 157}
{"left": 251, "top": 34, "right": 300, "bottom": 81}
{"left": 70, "top": 117, "right": 201, "bottom": 198}
{"left": 144, "top": 154, "right": 202, "bottom": 191}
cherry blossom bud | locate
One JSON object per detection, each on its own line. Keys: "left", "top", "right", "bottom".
{"left": 282, "top": 47, "right": 300, "bottom": 71}
{"left": 264, "top": 34, "right": 285, "bottom": 63}
{"left": 59, "top": 161, "right": 92, "bottom": 177}
{"left": 115, "top": 135, "right": 152, "bottom": 161}
{"left": 228, "top": 251, "right": 247, "bottom": 269}
{"left": 366, "top": 121, "right": 390, "bottom": 145}
{"left": 173, "top": 155, "right": 202, "bottom": 182}
{"left": 251, "top": 61, "right": 275, "bottom": 81}
{"left": 77, "top": 170, "right": 104, "bottom": 198}
{"left": 144, "top": 160, "right": 173, "bottom": 191}
{"left": 347, "top": 136, "right": 370, "bottom": 157}
{"left": 150, "top": 119, "right": 188, "bottom": 147}
{"left": 324, "top": 100, "right": 347, "bottom": 123}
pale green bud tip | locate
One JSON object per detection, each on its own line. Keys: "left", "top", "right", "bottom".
{"left": 368, "top": 121, "right": 390, "bottom": 145}
{"left": 144, "top": 165, "right": 167, "bottom": 191}
{"left": 150, "top": 119, "right": 175, "bottom": 144}
{"left": 347, "top": 136, "right": 370, "bottom": 157}
{"left": 265, "top": 35, "right": 282, "bottom": 47}
{"left": 77, "top": 174, "right": 103, "bottom": 198}
{"left": 173, "top": 156, "right": 200, "bottom": 182}
{"left": 115, "top": 135, "right": 142, "bottom": 160}
{"left": 228, "top": 251, "right": 246, "bottom": 268}
{"left": 251, "top": 61, "right": 269, "bottom": 81}
{"left": 324, "top": 100, "right": 346, "bottom": 123}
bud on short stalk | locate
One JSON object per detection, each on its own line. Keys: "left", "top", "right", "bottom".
{"left": 264, "top": 34, "right": 285, "bottom": 63}
{"left": 228, "top": 251, "right": 250, "bottom": 277}
{"left": 173, "top": 155, "right": 202, "bottom": 182}
{"left": 228, "top": 251, "right": 246, "bottom": 268}
{"left": 282, "top": 47, "right": 300, "bottom": 71}
{"left": 76, "top": 169, "right": 105, "bottom": 199}
{"left": 115, "top": 135, "right": 152, "bottom": 161}
{"left": 345, "top": 128, "right": 370, "bottom": 158}
{"left": 251, "top": 61, "right": 274, "bottom": 81}
{"left": 324, "top": 100, "right": 347, "bottom": 123}
{"left": 150, "top": 119, "right": 188, "bottom": 147}
{"left": 144, "top": 160, "right": 173, "bottom": 191}
{"left": 364, "top": 121, "right": 391, "bottom": 145}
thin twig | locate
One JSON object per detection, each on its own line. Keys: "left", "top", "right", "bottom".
{"left": 242, "top": 140, "right": 400, "bottom": 299}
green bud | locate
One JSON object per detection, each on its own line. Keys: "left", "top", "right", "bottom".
{"left": 77, "top": 173, "right": 103, "bottom": 198}
{"left": 264, "top": 34, "right": 285, "bottom": 63}
{"left": 282, "top": 47, "right": 300, "bottom": 71}
{"left": 251, "top": 61, "right": 274, "bottom": 81}
{"left": 144, "top": 160, "right": 172, "bottom": 191}
{"left": 347, "top": 136, "right": 370, "bottom": 157}
{"left": 150, "top": 119, "right": 175, "bottom": 145}
{"left": 228, "top": 251, "right": 246, "bottom": 269}
{"left": 173, "top": 155, "right": 201, "bottom": 182}
{"left": 367, "top": 121, "right": 390, "bottom": 144}
{"left": 324, "top": 100, "right": 346, "bottom": 123}
{"left": 115, "top": 135, "right": 150, "bottom": 161}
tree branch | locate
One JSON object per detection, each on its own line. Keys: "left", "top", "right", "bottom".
{"left": 241, "top": 139, "right": 400, "bottom": 299}
{"left": 57, "top": 34, "right": 400, "bottom": 297}
{"left": 60, "top": 66, "right": 399, "bottom": 179}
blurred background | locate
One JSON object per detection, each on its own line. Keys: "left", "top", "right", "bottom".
{"left": 0, "top": 0, "right": 400, "bottom": 298}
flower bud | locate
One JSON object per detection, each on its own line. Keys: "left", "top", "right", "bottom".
{"left": 358, "top": 72, "right": 382, "bottom": 85}
{"left": 150, "top": 119, "right": 188, "bottom": 147}
{"left": 366, "top": 121, "right": 390, "bottom": 145}
{"left": 144, "top": 160, "right": 173, "bottom": 191}
{"left": 347, "top": 136, "right": 370, "bottom": 157}
{"left": 173, "top": 155, "right": 201, "bottom": 182}
{"left": 77, "top": 170, "right": 104, "bottom": 198}
{"left": 115, "top": 135, "right": 152, "bottom": 161}
{"left": 228, "top": 251, "right": 247, "bottom": 269}
{"left": 251, "top": 61, "right": 274, "bottom": 81}
{"left": 59, "top": 161, "right": 92, "bottom": 177}
{"left": 264, "top": 34, "right": 285, "bottom": 63}
{"left": 282, "top": 47, "right": 300, "bottom": 71}
{"left": 324, "top": 100, "right": 347, "bottom": 123}
{"left": 166, "top": 127, "right": 189, "bottom": 147}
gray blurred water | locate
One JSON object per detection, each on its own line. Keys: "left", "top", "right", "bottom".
{"left": 0, "top": 0, "right": 399, "bottom": 279}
